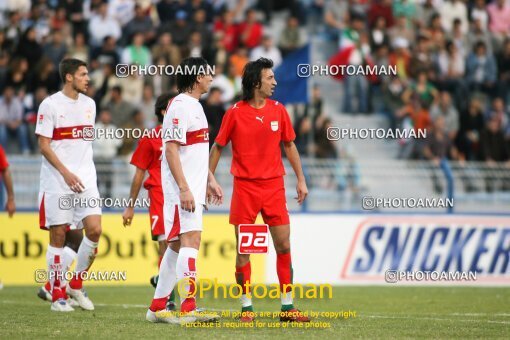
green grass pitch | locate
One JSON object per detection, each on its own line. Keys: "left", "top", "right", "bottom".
{"left": 0, "top": 286, "right": 509, "bottom": 339}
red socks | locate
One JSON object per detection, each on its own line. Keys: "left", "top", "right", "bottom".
{"left": 235, "top": 262, "right": 251, "bottom": 294}
{"left": 276, "top": 253, "right": 293, "bottom": 292}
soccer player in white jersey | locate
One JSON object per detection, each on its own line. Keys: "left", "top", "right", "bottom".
{"left": 146, "top": 57, "right": 223, "bottom": 324}
{"left": 35, "top": 58, "right": 102, "bottom": 312}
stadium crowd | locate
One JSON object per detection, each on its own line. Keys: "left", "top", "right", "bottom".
{"left": 0, "top": 0, "right": 509, "bottom": 191}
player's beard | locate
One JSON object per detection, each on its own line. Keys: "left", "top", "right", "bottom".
{"left": 72, "top": 81, "right": 87, "bottom": 94}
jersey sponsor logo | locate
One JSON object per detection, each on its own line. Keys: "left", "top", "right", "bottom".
{"left": 341, "top": 218, "right": 510, "bottom": 281}
{"left": 256, "top": 116, "right": 264, "bottom": 123}
{"left": 271, "top": 121, "right": 278, "bottom": 131}
{"left": 238, "top": 224, "right": 269, "bottom": 254}
{"left": 172, "top": 118, "right": 179, "bottom": 125}
{"left": 52, "top": 125, "right": 94, "bottom": 141}
{"left": 184, "top": 128, "right": 209, "bottom": 145}
{"left": 38, "top": 114, "right": 44, "bottom": 125}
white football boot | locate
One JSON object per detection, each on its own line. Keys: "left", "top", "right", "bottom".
{"left": 67, "top": 287, "right": 94, "bottom": 310}
{"left": 50, "top": 298, "right": 74, "bottom": 312}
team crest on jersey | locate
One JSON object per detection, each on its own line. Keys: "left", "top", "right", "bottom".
{"left": 271, "top": 121, "right": 278, "bottom": 131}
{"left": 38, "top": 114, "right": 44, "bottom": 124}
{"left": 172, "top": 118, "right": 179, "bottom": 125}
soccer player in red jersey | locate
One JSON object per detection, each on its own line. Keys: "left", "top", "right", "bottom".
{"left": 209, "top": 58, "right": 310, "bottom": 322}
{"left": 122, "top": 91, "right": 177, "bottom": 309}
{"left": 0, "top": 144, "right": 14, "bottom": 289}
{"left": 0, "top": 145, "right": 15, "bottom": 217}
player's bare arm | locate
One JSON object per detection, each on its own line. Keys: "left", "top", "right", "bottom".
{"left": 122, "top": 167, "right": 146, "bottom": 226}
{"left": 283, "top": 141, "right": 308, "bottom": 204}
{"left": 166, "top": 140, "right": 195, "bottom": 212}
{"left": 38, "top": 136, "right": 85, "bottom": 193}
{"left": 1, "top": 166, "right": 15, "bottom": 217}
{"left": 207, "top": 169, "right": 224, "bottom": 206}
{"left": 208, "top": 142, "right": 223, "bottom": 174}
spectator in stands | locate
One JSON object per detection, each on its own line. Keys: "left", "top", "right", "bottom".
{"left": 138, "top": 84, "right": 156, "bottom": 129}
{"left": 118, "top": 110, "right": 145, "bottom": 157}
{"left": 402, "top": 70, "right": 438, "bottom": 109}
{"left": 3, "top": 57, "right": 29, "bottom": 92}
{"left": 250, "top": 36, "right": 282, "bottom": 68}
{"left": 479, "top": 114, "right": 510, "bottom": 192}
{"left": 315, "top": 117, "right": 338, "bottom": 159}
{"left": 90, "top": 36, "right": 120, "bottom": 69}
{"left": 486, "top": 97, "right": 509, "bottom": 133}
{"left": 121, "top": 32, "right": 151, "bottom": 66}
{"left": 88, "top": 2, "right": 121, "bottom": 47}
{"left": 487, "top": 0, "right": 510, "bottom": 51}
{"left": 0, "top": 86, "right": 29, "bottom": 154}
{"left": 238, "top": 8, "right": 263, "bottom": 50}
{"left": 393, "top": 0, "right": 417, "bottom": 26}
{"left": 294, "top": 114, "right": 313, "bottom": 156}
{"left": 192, "top": 9, "right": 213, "bottom": 49}
{"left": 465, "top": 41, "right": 498, "bottom": 98}
{"left": 368, "top": 0, "right": 394, "bottom": 29}
{"left": 229, "top": 45, "right": 249, "bottom": 77}
{"left": 426, "top": 13, "right": 447, "bottom": 53}
{"left": 213, "top": 10, "right": 238, "bottom": 53}
{"left": 389, "top": 37, "right": 411, "bottom": 83}
{"left": 369, "top": 16, "right": 391, "bottom": 51}
{"left": 449, "top": 18, "right": 468, "bottom": 58}
{"left": 14, "top": 27, "right": 42, "bottom": 72}
{"left": 30, "top": 58, "right": 59, "bottom": 94}
{"left": 181, "top": 31, "right": 204, "bottom": 58}
{"left": 162, "top": 10, "right": 192, "bottom": 48}
{"left": 210, "top": 64, "right": 235, "bottom": 104}
{"left": 383, "top": 76, "right": 406, "bottom": 129}
{"left": 152, "top": 33, "right": 182, "bottom": 69}
{"left": 342, "top": 14, "right": 371, "bottom": 114}
{"left": 497, "top": 39, "right": 510, "bottom": 103}
{"left": 102, "top": 86, "right": 135, "bottom": 128}
{"left": 435, "top": 40, "right": 466, "bottom": 108}
{"left": 409, "top": 35, "right": 435, "bottom": 80}
{"left": 324, "top": 0, "right": 348, "bottom": 41}
{"left": 279, "top": 16, "right": 302, "bottom": 57}
{"left": 123, "top": 4, "right": 156, "bottom": 45}
{"left": 422, "top": 115, "right": 455, "bottom": 193}
{"left": 440, "top": 0, "right": 468, "bottom": 34}
{"left": 396, "top": 95, "right": 431, "bottom": 159}
{"left": 415, "top": 0, "right": 437, "bottom": 31}
{"left": 43, "top": 30, "right": 67, "bottom": 69}
{"left": 200, "top": 87, "right": 225, "bottom": 149}
{"left": 430, "top": 91, "right": 459, "bottom": 141}
{"left": 456, "top": 97, "right": 485, "bottom": 161}
{"left": 93, "top": 109, "right": 122, "bottom": 199}
{"left": 467, "top": 17, "right": 494, "bottom": 56}
{"left": 145, "top": 56, "right": 174, "bottom": 97}
{"left": 67, "top": 32, "right": 89, "bottom": 63}
{"left": 388, "top": 16, "right": 414, "bottom": 47}
{"left": 470, "top": 0, "right": 489, "bottom": 30}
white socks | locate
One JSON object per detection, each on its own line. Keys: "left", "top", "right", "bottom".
{"left": 154, "top": 247, "right": 179, "bottom": 299}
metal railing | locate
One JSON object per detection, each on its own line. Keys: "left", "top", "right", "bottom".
{"left": 1, "top": 156, "right": 510, "bottom": 214}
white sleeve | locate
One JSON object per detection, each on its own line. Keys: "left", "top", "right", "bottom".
{"left": 35, "top": 100, "right": 55, "bottom": 139}
{"left": 162, "top": 102, "right": 189, "bottom": 145}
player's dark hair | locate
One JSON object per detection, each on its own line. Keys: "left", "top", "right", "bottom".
{"left": 59, "top": 58, "right": 87, "bottom": 83}
{"left": 155, "top": 92, "right": 178, "bottom": 123}
{"left": 241, "top": 57, "right": 273, "bottom": 101}
{"left": 176, "top": 57, "right": 210, "bottom": 93}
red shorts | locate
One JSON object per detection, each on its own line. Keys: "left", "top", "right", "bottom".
{"left": 230, "top": 176, "right": 290, "bottom": 227}
{"left": 148, "top": 188, "right": 165, "bottom": 241}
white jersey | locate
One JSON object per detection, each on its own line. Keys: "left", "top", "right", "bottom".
{"left": 161, "top": 93, "right": 209, "bottom": 205}
{"left": 35, "top": 91, "right": 97, "bottom": 194}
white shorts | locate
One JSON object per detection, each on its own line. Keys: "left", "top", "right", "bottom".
{"left": 163, "top": 202, "right": 203, "bottom": 242}
{"left": 38, "top": 187, "right": 102, "bottom": 230}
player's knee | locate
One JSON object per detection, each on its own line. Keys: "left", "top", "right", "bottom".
{"left": 85, "top": 224, "right": 102, "bottom": 242}
{"left": 236, "top": 254, "right": 250, "bottom": 267}
{"left": 274, "top": 241, "right": 291, "bottom": 254}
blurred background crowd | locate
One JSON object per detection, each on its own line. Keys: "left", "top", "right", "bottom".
{"left": 0, "top": 0, "right": 509, "bottom": 197}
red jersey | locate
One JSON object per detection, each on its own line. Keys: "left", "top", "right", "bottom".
{"left": 0, "top": 145, "right": 9, "bottom": 174}
{"left": 130, "top": 125, "right": 163, "bottom": 191}
{"left": 215, "top": 99, "right": 296, "bottom": 179}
